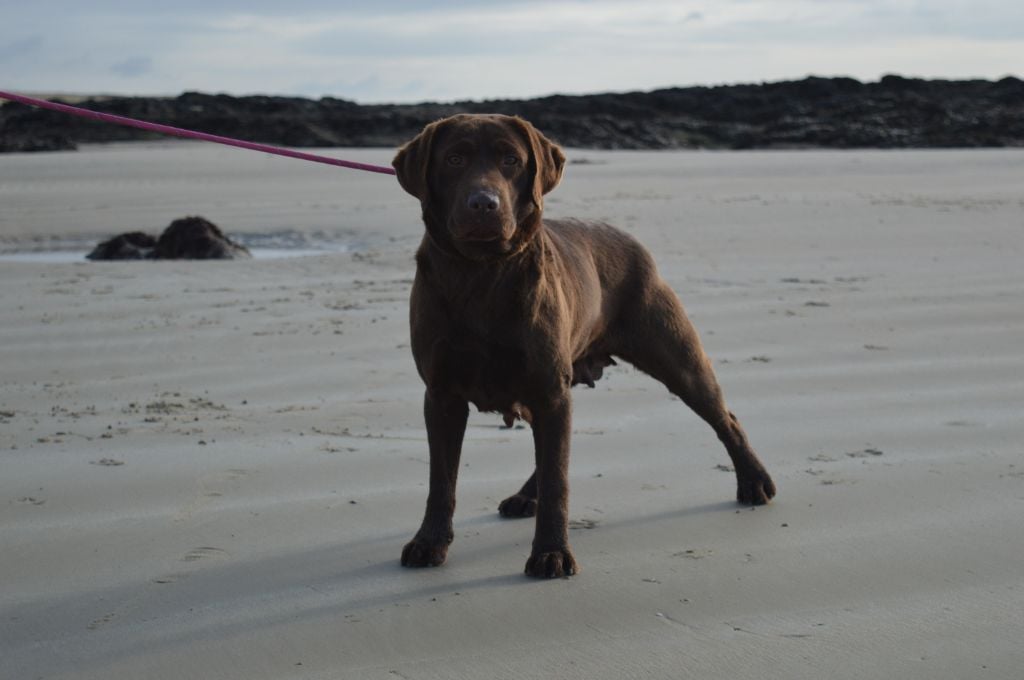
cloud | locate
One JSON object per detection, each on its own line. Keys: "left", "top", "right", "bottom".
{"left": 110, "top": 56, "right": 154, "bottom": 78}
{"left": 0, "top": 35, "right": 44, "bottom": 62}
{"left": 1, "top": 1, "right": 1021, "bottom": 101}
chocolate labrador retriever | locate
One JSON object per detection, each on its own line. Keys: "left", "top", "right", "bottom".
{"left": 393, "top": 114, "right": 776, "bottom": 578}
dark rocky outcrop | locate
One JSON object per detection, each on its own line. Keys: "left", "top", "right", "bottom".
{"left": 0, "top": 131, "right": 75, "bottom": 152}
{"left": 87, "top": 217, "right": 250, "bottom": 261}
{"left": 4, "top": 75, "right": 1023, "bottom": 152}
{"left": 86, "top": 231, "right": 157, "bottom": 260}
{"left": 151, "top": 216, "right": 250, "bottom": 260}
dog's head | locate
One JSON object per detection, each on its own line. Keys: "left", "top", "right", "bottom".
{"left": 393, "top": 114, "right": 565, "bottom": 259}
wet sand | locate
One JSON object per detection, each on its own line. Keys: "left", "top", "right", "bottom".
{"left": 1, "top": 143, "right": 1022, "bottom": 679}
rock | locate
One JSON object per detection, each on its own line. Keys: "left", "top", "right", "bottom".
{"left": 152, "top": 216, "right": 250, "bottom": 260}
{"left": 0, "top": 132, "right": 76, "bottom": 152}
{"left": 4, "top": 76, "right": 1024, "bottom": 152}
{"left": 86, "top": 217, "right": 250, "bottom": 261}
{"left": 86, "top": 231, "right": 157, "bottom": 260}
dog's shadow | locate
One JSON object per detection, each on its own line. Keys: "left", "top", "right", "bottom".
{"left": 11, "top": 498, "right": 743, "bottom": 675}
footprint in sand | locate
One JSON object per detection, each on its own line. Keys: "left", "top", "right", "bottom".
{"left": 569, "top": 518, "right": 598, "bottom": 530}
{"left": 182, "top": 546, "right": 229, "bottom": 562}
{"left": 151, "top": 573, "right": 186, "bottom": 584}
{"left": 87, "top": 612, "right": 116, "bottom": 631}
{"left": 945, "top": 420, "right": 981, "bottom": 427}
{"left": 175, "top": 468, "right": 253, "bottom": 521}
{"left": 91, "top": 458, "right": 125, "bottom": 467}
{"left": 846, "top": 448, "right": 884, "bottom": 458}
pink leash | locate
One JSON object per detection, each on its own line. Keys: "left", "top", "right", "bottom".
{"left": 0, "top": 89, "right": 397, "bottom": 176}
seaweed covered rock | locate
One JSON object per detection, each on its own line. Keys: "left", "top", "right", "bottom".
{"left": 0, "top": 131, "right": 76, "bottom": 152}
{"left": 86, "top": 216, "right": 250, "bottom": 261}
{"left": 6, "top": 76, "right": 1024, "bottom": 152}
{"left": 152, "top": 216, "right": 250, "bottom": 260}
{"left": 86, "top": 231, "right": 157, "bottom": 260}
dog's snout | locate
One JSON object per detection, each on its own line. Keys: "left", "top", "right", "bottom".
{"left": 467, "top": 190, "right": 500, "bottom": 213}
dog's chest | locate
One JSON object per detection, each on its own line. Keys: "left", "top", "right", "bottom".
{"left": 430, "top": 332, "right": 531, "bottom": 413}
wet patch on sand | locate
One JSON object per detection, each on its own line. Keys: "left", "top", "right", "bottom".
{"left": 0, "top": 230, "right": 360, "bottom": 262}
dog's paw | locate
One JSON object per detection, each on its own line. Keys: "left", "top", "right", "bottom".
{"left": 498, "top": 493, "right": 537, "bottom": 518}
{"left": 736, "top": 467, "right": 777, "bottom": 506}
{"left": 525, "top": 547, "right": 579, "bottom": 578}
{"left": 400, "top": 538, "right": 449, "bottom": 568}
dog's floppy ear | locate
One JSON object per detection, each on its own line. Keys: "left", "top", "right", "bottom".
{"left": 510, "top": 117, "right": 566, "bottom": 209}
{"left": 392, "top": 119, "right": 446, "bottom": 201}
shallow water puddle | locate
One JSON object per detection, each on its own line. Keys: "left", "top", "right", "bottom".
{"left": 0, "top": 246, "right": 348, "bottom": 263}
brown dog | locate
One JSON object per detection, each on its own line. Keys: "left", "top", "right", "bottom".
{"left": 393, "top": 114, "right": 776, "bottom": 578}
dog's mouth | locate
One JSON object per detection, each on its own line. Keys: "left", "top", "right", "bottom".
{"left": 455, "top": 229, "right": 504, "bottom": 243}
{"left": 448, "top": 216, "right": 515, "bottom": 244}
{"left": 447, "top": 225, "right": 515, "bottom": 259}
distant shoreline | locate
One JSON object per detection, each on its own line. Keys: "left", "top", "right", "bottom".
{"left": 3, "top": 74, "right": 1024, "bottom": 153}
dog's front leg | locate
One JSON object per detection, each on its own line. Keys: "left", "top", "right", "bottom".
{"left": 401, "top": 390, "right": 469, "bottom": 567}
{"left": 525, "top": 389, "right": 579, "bottom": 578}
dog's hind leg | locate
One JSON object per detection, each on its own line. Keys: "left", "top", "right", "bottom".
{"left": 616, "top": 282, "right": 776, "bottom": 505}
{"left": 498, "top": 469, "right": 537, "bottom": 518}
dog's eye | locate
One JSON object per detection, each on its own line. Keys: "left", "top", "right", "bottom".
{"left": 502, "top": 154, "right": 520, "bottom": 166}
{"left": 446, "top": 154, "right": 465, "bottom": 167}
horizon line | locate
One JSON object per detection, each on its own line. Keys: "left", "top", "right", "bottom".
{"left": 14, "top": 72, "right": 1023, "bottom": 108}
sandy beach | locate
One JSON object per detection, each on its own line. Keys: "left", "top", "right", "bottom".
{"left": 1, "top": 142, "right": 1022, "bottom": 679}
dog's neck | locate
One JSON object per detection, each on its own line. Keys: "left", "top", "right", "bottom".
{"left": 417, "top": 229, "right": 539, "bottom": 277}
{"left": 415, "top": 219, "right": 555, "bottom": 309}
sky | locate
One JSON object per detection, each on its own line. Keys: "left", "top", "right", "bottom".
{"left": 1, "top": 1, "right": 1022, "bottom": 103}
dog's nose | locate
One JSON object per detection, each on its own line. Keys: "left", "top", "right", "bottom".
{"left": 467, "top": 190, "right": 500, "bottom": 212}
